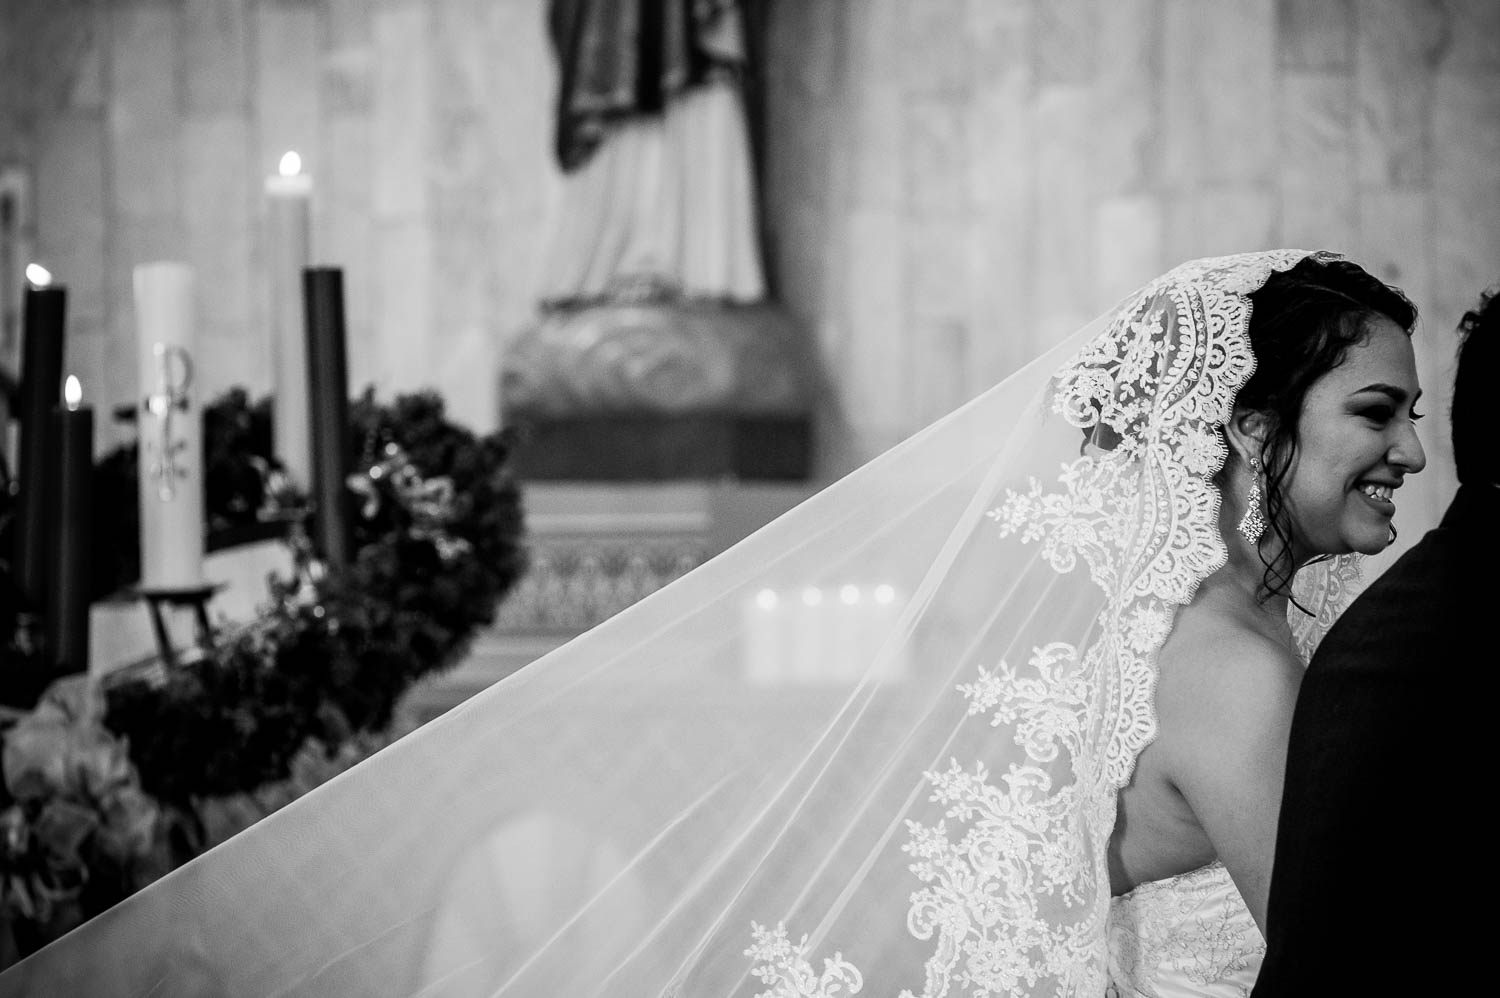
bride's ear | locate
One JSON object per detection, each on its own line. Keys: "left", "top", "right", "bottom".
{"left": 1224, "top": 407, "right": 1272, "bottom": 467}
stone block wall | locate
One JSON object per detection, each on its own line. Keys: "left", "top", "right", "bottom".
{"left": 0, "top": 0, "right": 556, "bottom": 453}
{"left": 763, "top": 0, "right": 1500, "bottom": 521}
{"left": 2, "top": 0, "right": 1497, "bottom": 527}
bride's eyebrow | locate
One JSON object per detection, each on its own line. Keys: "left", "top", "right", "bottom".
{"left": 1352, "top": 383, "right": 1422, "bottom": 405}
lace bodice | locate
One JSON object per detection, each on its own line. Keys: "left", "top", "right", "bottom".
{"left": 1106, "top": 862, "right": 1264, "bottom": 998}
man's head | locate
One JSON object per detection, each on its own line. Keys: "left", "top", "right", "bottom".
{"left": 1453, "top": 286, "right": 1497, "bottom": 487}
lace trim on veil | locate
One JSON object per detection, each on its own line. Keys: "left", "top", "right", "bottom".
{"left": 747, "top": 251, "right": 1363, "bottom": 996}
{"left": 1289, "top": 553, "right": 1362, "bottom": 663}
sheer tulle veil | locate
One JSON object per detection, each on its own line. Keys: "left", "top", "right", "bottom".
{"left": 0, "top": 250, "right": 1363, "bottom": 996}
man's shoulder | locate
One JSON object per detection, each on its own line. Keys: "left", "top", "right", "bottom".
{"left": 1340, "top": 487, "right": 1483, "bottom": 613}
{"left": 1309, "top": 503, "right": 1475, "bottom": 670}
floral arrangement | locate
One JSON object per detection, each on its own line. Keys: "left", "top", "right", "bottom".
{"left": 0, "top": 387, "right": 526, "bottom": 960}
{"left": 0, "top": 676, "right": 190, "bottom": 965}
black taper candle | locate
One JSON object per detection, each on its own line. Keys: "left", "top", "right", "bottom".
{"left": 47, "top": 383, "right": 93, "bottom": 673}
{"left": 303, "top": 267, "right": 351, "bottom": 571}
{"left": 13, "top": 284, "right": 66, "bottom": 612}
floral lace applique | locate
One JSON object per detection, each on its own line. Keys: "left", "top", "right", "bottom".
{"left": 896, "top": 640, "right": 1105, "bottom": 997}
{"left": 1289, "top": 553, "right": 1362, "bottom": 662}
{"left": 747, "top": 923, "right": 864, "bottom": 997}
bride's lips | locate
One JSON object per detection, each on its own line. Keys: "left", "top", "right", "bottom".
{"left": 1356, "top": 480, "right": 1398, "bottom": 513}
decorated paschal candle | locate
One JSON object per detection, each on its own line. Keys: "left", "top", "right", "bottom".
{"left": 133, "top": 261, "right": 204, "bottom": 591}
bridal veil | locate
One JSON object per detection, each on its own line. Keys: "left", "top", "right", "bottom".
{"left": 0, "top": 250, "right": 1361, "bottom": 996}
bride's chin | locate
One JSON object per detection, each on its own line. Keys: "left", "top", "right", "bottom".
{"left": 1349, "top": 527, "right": 1394, "bottom": 555}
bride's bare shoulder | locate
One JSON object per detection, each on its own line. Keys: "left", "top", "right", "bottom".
{"left": 1152, "top": 601, "right": 1303, "bottom": 741}
{"left": 1146, "top": 597, "right": 1306, "bottom": 929}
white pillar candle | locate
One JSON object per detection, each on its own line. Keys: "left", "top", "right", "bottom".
{"left": 134, "top": 261, "right": 204, "bottom": 590}
{"left": 265, "top": 151, "right": 312, "bottom": 489}
{"left": 864, "top": 583, "right": 909, "bottom": 684}
{"left": 742, "top": 587, "right": 786, "bottom": 686}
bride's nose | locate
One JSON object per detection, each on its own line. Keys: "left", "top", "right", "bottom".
{"left": 1390, "top": 418, "right": 1427, "bottom": 474}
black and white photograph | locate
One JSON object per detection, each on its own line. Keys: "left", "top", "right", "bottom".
{"left": 0, "top": 2, "right": 1495, "bottom": 994}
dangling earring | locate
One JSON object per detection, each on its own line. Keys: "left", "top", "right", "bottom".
{"left": 1237, "top": 456, "right": 1266, "bottom": 543}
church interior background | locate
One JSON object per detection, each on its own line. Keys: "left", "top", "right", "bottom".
{"left": 0, "top": 0, "right": 1496, "bottom": 843}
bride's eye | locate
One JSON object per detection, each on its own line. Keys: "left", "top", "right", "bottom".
{"left": 1359, "top": 405, "right": 1395, "bottom": 424}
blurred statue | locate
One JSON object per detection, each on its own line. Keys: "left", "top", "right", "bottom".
{"left": 541, "top": 0, "right": 765, "bottom": 304}
{"left": 505, "top": 0, "right": 812, "bottom": 481}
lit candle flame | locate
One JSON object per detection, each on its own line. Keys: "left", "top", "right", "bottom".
{"left": 64, "top": 375, "right": 82, "bottom": 410}
{"left": 26, "top": 263, "right": 52, "bottom": 287}
{"left": 278, "top": 151, "right": 302, "bottom": 177}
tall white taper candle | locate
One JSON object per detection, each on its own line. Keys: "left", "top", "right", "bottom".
{"left": 266, "top": 151, "right": 312, "bottom": 488}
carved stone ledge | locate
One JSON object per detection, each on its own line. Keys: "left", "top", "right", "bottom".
{"left": 505, "top": 414, "right": 811, "bottom": 481}
{"left": 491, "top": 539, "right": 707, "bottom": 633}
{"left": 501, "top": 297, "right": 815, "bottom": 480}
{"left": 501, "top": 297, "right": 813, "bottom": 418}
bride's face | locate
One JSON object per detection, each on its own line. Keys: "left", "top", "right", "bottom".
{"left": 1280, "top": 315, "right": 1427, "bottom": 563}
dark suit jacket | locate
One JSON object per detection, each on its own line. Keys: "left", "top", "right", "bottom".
{"left": 1252, "top": 484, "right": 1497, "bottom": 995}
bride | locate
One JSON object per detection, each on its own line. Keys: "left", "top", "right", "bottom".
{"left": 1102, "top": 253, "right": 1423, "bottom": 995}
{"left": 0, "top": 250, "right": 1427, "bottom": 996}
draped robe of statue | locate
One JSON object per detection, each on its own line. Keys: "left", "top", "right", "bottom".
{"left": 504, "top": 0, "right": 811, "bottom": 482}
{"left": 542, "top": 0, "right": 765, "bottom": 304}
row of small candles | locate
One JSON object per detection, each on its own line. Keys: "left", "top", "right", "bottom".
{"left": 742, "top": 583, "right": 909, "bottom": 686}
{"left": 752, "top": 583, "right": 898, "bottom": 610}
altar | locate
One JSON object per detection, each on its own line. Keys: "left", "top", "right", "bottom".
{"left": 396, "top": 478, "right": 817, "bottom": 725}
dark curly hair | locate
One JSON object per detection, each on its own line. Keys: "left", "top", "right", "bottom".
{"left": 1453, "top": 286, "right": 1497, "bottom": 486}
{"left": 1233, "top": 254, "right": 1418, "bottom": 601}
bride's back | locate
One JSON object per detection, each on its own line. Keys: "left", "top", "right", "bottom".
{"left": 1107, "top": 569, "right": 1304, "bottom": 934}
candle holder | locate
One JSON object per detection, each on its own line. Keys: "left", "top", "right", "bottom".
{"left": 133, "top": 583, "right": 224, "bottom": 669}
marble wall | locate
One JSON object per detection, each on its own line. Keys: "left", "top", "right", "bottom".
{"left": 0, "top": 0, "right": 556, "bottom": 452}
{"left": 2, "top": 0, "right": 1498, "bottom": 519}
{"left": 763, "top": 0, "right": 1500, "bottom": 517}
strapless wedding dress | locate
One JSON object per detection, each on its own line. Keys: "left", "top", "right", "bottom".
{"left": 1106, "top": 861, "right": 1264, "bottom": 997}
